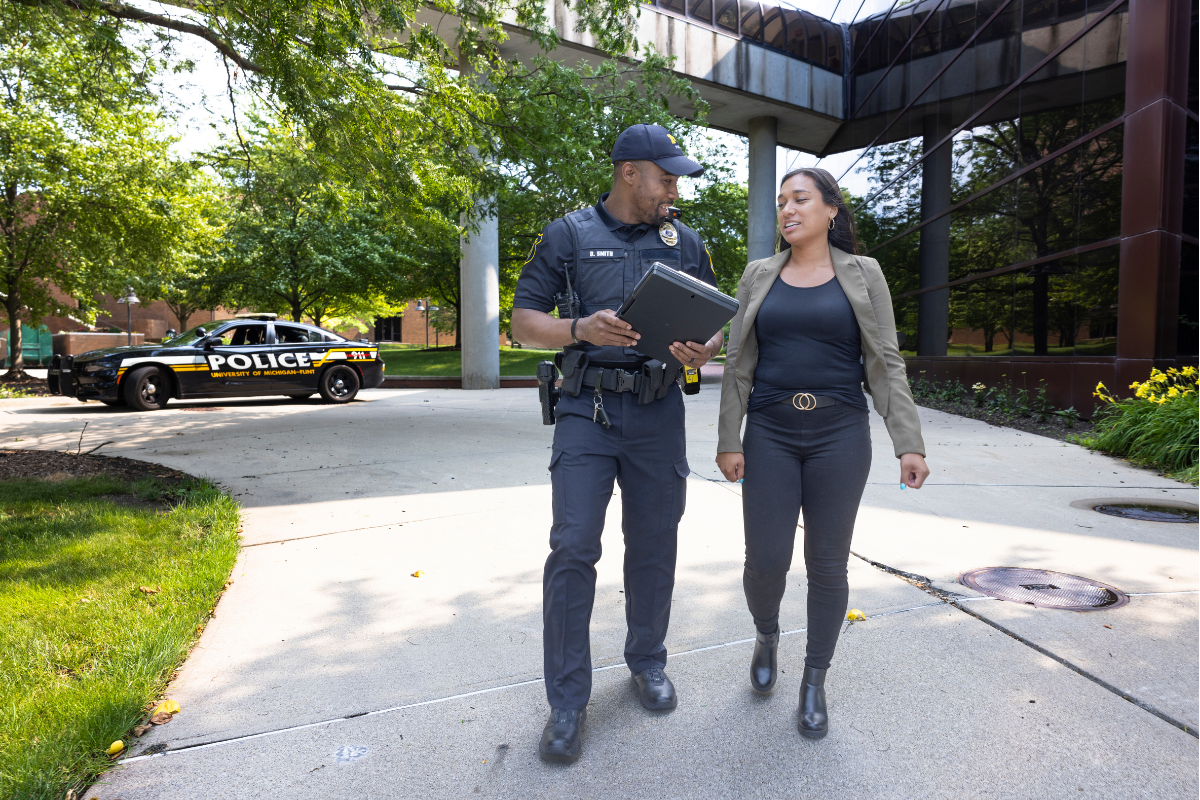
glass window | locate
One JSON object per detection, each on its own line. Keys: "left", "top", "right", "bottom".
{"left": 714, "top": 0, "right": 738, "bottom": 31}
{"left": 275, "top": 324, "right": 315, "bottom": 344}
{"left": 741, "top": 1, "right": 762, "bottom": 41}
{"left": 806, "top": 14, "right": 826, "bottom": 66}
{"left": 762, "top": 5, "right": 786, "bottom": 50}
{"left": 688, "top": 0, "right": 713, "bottom": 24}
{"left": 784, "top": 10, "right": 806, "bottom": 59}
{"left": 823, "top": 19, "right": 843, "bottom": 70}
{"left": 658, "top": 0, "right": 686, "bottom": 14}
{"left": 1180, "top": 242, "right": 1199, "bottom": 356}
{"left": 213, "top": 324, "right": 267, "bottom": 347}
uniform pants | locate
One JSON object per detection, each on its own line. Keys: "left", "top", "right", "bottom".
{"left": 544, "top": 384, "right": 688, "bottom": 710}
{"left": 740, "top": 402, "right": 872, "bottom": 671}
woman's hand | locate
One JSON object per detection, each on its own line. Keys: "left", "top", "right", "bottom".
{"left": 716, "top": 452, "right": 744, "bottom": 482}
{"left": 900, "top": 453, "right": 929, "bottom": 488}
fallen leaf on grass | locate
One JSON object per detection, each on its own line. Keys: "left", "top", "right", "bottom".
{"left": 138, "top": 586, "right": 159, "bottom": 595}
{"left": 106, "top": 740, "right": 124, "bottom": 756}
{"left": 153, "top": 699, "right": 181, "bottom": 715}
{"left": 411, "top": 571, "right": 424, "bottom": 578}
{"left": 846, "top": 609, "right": 866, "bottom": 621}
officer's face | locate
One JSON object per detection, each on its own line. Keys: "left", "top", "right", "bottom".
{"left": 628, "top": 162, "right": 679, "bottom": 225}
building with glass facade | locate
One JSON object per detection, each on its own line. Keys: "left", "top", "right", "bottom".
{"left": 640, "top": 0, "right": 1196, "bottom": 412}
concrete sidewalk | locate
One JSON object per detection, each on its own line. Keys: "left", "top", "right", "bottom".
{"left": 3, "top": 388, "right": 1196, "bottom": 798}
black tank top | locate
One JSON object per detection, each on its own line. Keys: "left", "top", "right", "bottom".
{"left": 748, "top": 274, "right": 868, "bottom": 412}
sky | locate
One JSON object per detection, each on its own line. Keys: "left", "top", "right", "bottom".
{"left": 143, "top": 0, "right": 895, "bottom": 198}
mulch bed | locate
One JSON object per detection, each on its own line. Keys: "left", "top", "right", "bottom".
{"left": 913, "top": 396, "right": 1094, "bottom": 442}
{"left": 0, "top": 449, "right": 192, "bottom": 486}
{"left": 0, "top": 373, "right": 52, "bottom": 396}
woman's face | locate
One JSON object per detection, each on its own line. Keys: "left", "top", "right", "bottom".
{"left": 777, "top": 173, "right": 837, "bottom": 249}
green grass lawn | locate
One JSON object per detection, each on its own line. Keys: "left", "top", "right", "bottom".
{"left": 378, "top": 344, "right": 559, "bottom": 376}
{"left": 0, "top": 475, "right": 240, "bottom": 800}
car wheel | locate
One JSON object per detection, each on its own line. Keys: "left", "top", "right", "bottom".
{"left": 124, "top": 366, "right": 170, "bottom": 411}
{"left": 287, "top": 393, "right": 314, "bottom": 400}
{"left": 318, "top": 365, "right": 360, "bottom": 403}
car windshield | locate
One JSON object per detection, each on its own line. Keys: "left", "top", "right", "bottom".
{"left": 162, "top": 321, "right": 236, "bottom": 346}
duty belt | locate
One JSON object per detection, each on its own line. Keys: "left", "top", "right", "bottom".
{"left": 778, "top": 393, "right": 838, "bottom": 411}
{"left": 580, "top": 366, "right": 647, "bottom": 394}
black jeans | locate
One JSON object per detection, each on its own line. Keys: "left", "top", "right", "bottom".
{"left": 741, "top": 401, "right": 872, "bottom": 670}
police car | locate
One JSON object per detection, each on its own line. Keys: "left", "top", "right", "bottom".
{"left": 48, "top": 314, "right": 385, "bottom": 411}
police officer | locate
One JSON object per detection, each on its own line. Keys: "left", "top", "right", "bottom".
{"left": 511, "top": 123, "right": 724, "bottom": 762}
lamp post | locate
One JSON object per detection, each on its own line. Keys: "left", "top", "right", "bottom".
{"left": 116, "top": 287, "right": 140, "bottom": 345}
{"left": 416, "top": 300, "right": 427, "bottom": 349}
{"left": 415, "top": 299, "right": 440, "bottom": 350}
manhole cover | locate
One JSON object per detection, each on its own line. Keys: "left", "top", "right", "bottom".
{"left": 958, "top": 568, "right": 1128, "bottom": 611}
{"left": 1093, "top": 504, "right": 1198, "bottom": 523}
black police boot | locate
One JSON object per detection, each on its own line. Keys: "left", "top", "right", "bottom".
{"left": 798, "top": 665, "right": 828, "bottom": 739}
{"left": 750, "top": 629, "right": 779, "bottom": 693}
{"left": 538, "top": 708, "right": 586, "bottom": 763}
{"left": 632, "top": 667, "right": 678, "bottom": 711}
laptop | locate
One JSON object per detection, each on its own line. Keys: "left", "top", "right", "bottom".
{"left": 617, "top": 263, "right": 739, "bottom": 369}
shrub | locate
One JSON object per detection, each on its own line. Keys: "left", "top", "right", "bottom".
{"left": 1077, "top": 367, "right": 1199, "bottom": 483}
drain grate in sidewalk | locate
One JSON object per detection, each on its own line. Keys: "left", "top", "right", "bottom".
{"left": 1094, "top": 504, "right": 1198, "bottom": 523}
{"left": 958, "top": 567, "right": 1128, "bottom": 611}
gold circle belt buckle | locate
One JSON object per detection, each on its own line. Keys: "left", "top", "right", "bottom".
{"left": 791, "top": 392, "right": 817, "bottom": 411}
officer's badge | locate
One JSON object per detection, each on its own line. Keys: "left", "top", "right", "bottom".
{"left": 658, "top": 221, "right": 679, "bottom": 247}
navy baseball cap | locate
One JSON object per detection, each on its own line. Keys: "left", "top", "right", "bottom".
{"left": 611, "top": 124, "right": 705, "bottom": 178}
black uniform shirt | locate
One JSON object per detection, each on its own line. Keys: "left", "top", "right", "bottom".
{"left": 513, "top": 193, "right": 717, "bottom": 314}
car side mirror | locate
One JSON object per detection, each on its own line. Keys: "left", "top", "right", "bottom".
{"left": 202, "top": 337, "right": 215, "bottom": 350}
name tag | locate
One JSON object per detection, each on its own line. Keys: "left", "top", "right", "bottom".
{"left": 581, "top": 249, "right": 625, "bottom": 259}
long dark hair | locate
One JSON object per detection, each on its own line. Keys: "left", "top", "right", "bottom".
{"left": 776, "top": 167, "right": 861, "bottom": 255}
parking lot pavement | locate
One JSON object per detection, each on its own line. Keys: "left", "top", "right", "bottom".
{"left": 2, "top": 388, "right": 1196, "bottom": 798}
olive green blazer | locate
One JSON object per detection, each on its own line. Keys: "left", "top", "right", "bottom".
{"left": 717, "top": 244, "right": 925, "bottom": 459}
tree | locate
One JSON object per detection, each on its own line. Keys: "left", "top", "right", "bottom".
{"left": 676, "top": 180, "right": 747, "bottom": 297}
{"left": 214, "top": 121, "right": 411, "bottom": 328}
{"left": 134, "top": 172, "right": 232, "bottom": 332}
{"left": 0, "top": 3, "right": 184, "bottom": 375}
{"left": 11, "top": 0, "right": 680, "bottom": 227}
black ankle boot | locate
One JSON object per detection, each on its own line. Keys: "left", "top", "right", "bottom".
{"left": 749, "top": 629, "right": 779, "bottom": 693}
{"left": 798, "top": 665, "right": 828, "bottom": 739}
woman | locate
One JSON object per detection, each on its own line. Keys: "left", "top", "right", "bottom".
{"left": 715, "top": 167, "right": 929, "bottom": 739}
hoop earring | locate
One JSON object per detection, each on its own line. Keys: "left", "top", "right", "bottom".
{"left": 828, "top": 217, "right": 836, "bottom": 231}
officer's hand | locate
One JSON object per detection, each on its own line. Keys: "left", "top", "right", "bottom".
{"left": 670, "top": 340, "right": 713, "bottom": 368}
{"left": 900, "top": 453, "right": 929, "bottom": 488}
{"left": 716, "top": 452, "right": 744, "bottom": 482}
{"left": 577, "top": 309, "right": 640, "bottom": 347}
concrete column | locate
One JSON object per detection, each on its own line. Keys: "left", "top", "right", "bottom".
{"left": 460, "top": 204, "right": 500, "bottom": 390}
{"left": 916, "top": 112, "right": 953, "bottom": 357}
{"left": 747, "top": 116, "right": 779, "bottom": 263}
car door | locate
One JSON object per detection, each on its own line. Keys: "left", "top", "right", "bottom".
{"left": 203, "top": 323, "right": 273, "bottom": 393}
{"left": 271, "top": 323, "right": 323, "bottom": 392}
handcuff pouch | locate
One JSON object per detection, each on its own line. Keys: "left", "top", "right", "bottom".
{"left": 556, "top": 348, "right": 589, "bottom": 397}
